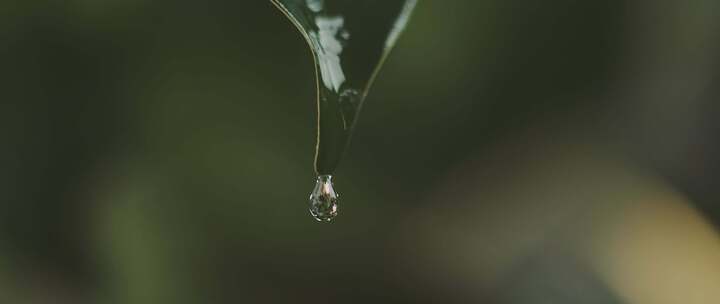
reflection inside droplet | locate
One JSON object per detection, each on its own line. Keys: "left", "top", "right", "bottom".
{"left": 309, "top": 175, "right": 339, "bottom": 222}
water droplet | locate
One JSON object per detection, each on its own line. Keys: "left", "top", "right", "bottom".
{"left": 309, "top": 175, "right": 339, "bottom": 222}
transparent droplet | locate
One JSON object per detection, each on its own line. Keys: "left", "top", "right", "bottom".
{"left": 309, "top": 175, "right": 339, "bottom": 222}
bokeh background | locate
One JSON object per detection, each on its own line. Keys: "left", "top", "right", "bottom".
{"left": 2, "top": 0, "right": 720, "bottom": 303}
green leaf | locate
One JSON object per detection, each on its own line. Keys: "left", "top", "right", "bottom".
{"left": 271, "top": 0, "right": 417, "bottom": 175}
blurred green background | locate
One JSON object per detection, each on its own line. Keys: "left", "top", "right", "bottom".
{"left": 2, "top": 1, "right": 720, "bottom": 303}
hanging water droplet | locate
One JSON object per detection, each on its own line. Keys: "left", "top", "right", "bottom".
{"left": 309, "top": 175, "right": 339, "bottom": 222}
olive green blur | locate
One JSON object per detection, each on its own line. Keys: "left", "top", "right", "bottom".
{"left": 1, "top": 1, "right": 719, "bottom": 304}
